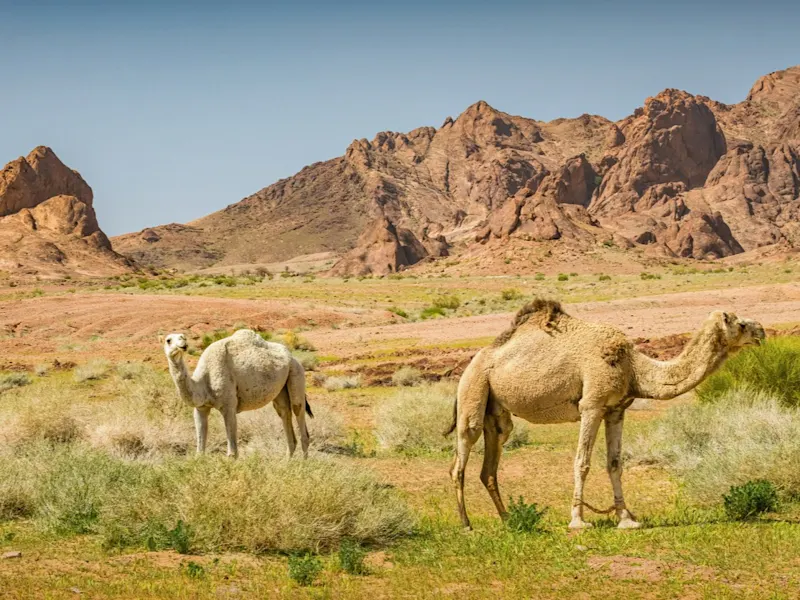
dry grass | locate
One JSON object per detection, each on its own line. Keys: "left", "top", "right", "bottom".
{"left": 0, "top": 372, "right": 31, "bottom": 393}
{"left": 391, "top": 366, "right": 422, "bottom": 387}
{"left": 323, "top": 375, "right": 362, "bottom": 391}
{"left": 374, "top": 381, "right": 529, "bottom": 455}
{"left": 626, "top": 387, "right": 800, "bottom": 502}
{"left": 73, "top": 359, "right": 112, "bottom": 383}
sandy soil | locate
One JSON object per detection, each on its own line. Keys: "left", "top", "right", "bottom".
{"left": 308, "top": 282, "right": 800, "bottom": 357}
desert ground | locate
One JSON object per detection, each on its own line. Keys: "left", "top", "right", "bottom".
{"left": 2, "top": 262, "right": 800, "bottom": 599}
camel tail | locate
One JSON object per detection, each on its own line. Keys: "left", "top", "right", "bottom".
{"left": 305, "top": 396, "right": 314, "bottom": 419}
{"left": 443, "top": 396, "right": 457, "bottom": 437}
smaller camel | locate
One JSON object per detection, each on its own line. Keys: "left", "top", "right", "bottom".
{"left": 446, "top": 299, "right": 765, "bottom": 530}
{"left": 162, "top": 329, "right": 313, "bottom": 458}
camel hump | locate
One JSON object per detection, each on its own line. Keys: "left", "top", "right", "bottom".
{"left": 493, "top": 298, "right": 565, "bottom": 347}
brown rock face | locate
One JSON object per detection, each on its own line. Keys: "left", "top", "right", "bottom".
{"left": 114, "top": 65, "right": 800, "bottom": 274}
{"left": 0, "top": 148, "right": 130, "bottom": 277}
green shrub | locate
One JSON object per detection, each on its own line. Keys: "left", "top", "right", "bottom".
{"left": 696, "top": 338, "right": 800, "bottom": 407}
{"left": 185, "top": 561, "right": 205, "bottom": 578}
{"left": 557, "top": 274, "right": 568, "bottom": 282}
{"left": 534, "top": 273, "right": 545, "bottom": 281}
{"left": 432, "top": 295, "right": 460, "bottom": 310}
{"left": 723, "top": 480, "right": 778, "bottom": 521}
{"left": 639, "top": 272, "right": 661, "bottom": 280}
{"left": 420, "top": 306, "right": 445, "bottom": 319}
{"left": 338, "top": 539, "right": 368, "bottom": 575}
{"left": 505, "top": 496, "right": 547, "bottom": 533}
{"left": 388, "top": 307, "right": 408, "bottom": 319}
{"left": 288, "top": 553, "right": 323, "bottom": 586}
{"left": 0, "top": 373, "right": 32, "bottom": 393}
{"left": 501, "top": 288, "right": 523, "bottom": 301}
{"left": 598, "top": 274, "right": 612, "bottom": 282}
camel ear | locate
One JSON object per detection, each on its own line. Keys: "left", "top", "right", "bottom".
{"left": 722, "top": 312, "right": 735, "bottom": 326}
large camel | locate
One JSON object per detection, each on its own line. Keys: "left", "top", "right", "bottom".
{"left": 446, "top": 299, "right": 765, "bottom": 530}
{"left": 162, "top": 329, "right": 313, "bottom": 458}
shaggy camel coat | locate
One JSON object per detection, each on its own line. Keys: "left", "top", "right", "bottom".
{"left": 163, "top": 329, "right": 312, "bottom": 458}
{"left": 447, "top": 299, "right": 765, "bottom": 530}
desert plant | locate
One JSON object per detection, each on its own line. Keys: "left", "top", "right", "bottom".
{"left": 432, "top": 295, "right": 461, "bottom": 310}
{"left": 293, "top": 351, "right": 319, "bottom": 372}
{"left": 723, "top": 480, "right": 778, "bottom": 521}
{"left": 696, "top": 337, "right": 800, "bottom": 407}
{"left": 505, "top": 496, "right": 547, "bottom": 533}
{"left": 288, "top": 553, "right": 323, "bottom": 586}
{"left": 501, "top": 288, "right": 523, "bottom": 301}
{"left": 534, "top": 273, "right": 545, "bottom": 281}
{"left": 557, "top": 274, "right": 568, "bottom": 282}
{"left": 323, "top": 376, "right": 362, "bottom": 391}
{"left": 73, "top": 359, "right": 111, "bottom": 383}
{"left": 420, "top": 306, "right": 445, "bottom": 319}
{"left": 375, "top": 382, "right": 529, "bottom": 455}
{"left": 598, "top": 274, "right": 612, "bottom": 282}
{"left": 0, "top": 372, "right": 31, "bottom": 393}
{"left": 640, "top": 272, "right": 661, "bottom": 280}
{"left": 625, "top": 387, "right": 800, "bottom": 501}
{"left": 338, "top": 538, "right": 368, "bottom": 575}
{"left": 280, "top": 330, "right": 315, "bottom": 351}
{"left": 34, "top": 364, "right": 49, "bottom": 377}
{"left": 116, "top": 361, "right": 148, "bottom": 381}
{"left": 391, "top": 366, "right": 422, "bottom": 387}
{"left": 388, "top": 306, "right": 408, "bottom": 318}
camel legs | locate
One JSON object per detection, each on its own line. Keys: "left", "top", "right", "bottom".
{"left": 193, "top": 407, "right": 210, "bottom": 454}
{"left": 222, "top": 405, "right": 238, "bottom": 459}
{"left": 273, "top": 388, "right": 297, "bottom": 458}
{"left": 480, "top": 402, "right": 513, "bottom": 519}
{"left": 286, "top": 359, "right": 310, "bottom": 458}
{"left": 450, "top": 360, "right": 489, "bottom": 530}
{"left": 569, "top": 407, "right": 604, "bottom": 529}
{"left": 605, "top": 409, "right": 641, "bottom": 529}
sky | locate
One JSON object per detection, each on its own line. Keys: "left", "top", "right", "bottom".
{"left": 1, "top": 0, "right": 798, "bottom": 236}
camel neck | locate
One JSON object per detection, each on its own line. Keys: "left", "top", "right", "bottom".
{"left": 632, "top": 319, "right": 727, "bottom": 400}
{"left": 168, "top": 355, "right": 201, "bottom": 407}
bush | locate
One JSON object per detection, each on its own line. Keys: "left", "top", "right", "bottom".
{"left": 501, "top": 288, "right": 523, "bottom": 301}
{"left": 534, "top": 273, "right": 545, "bottom": 281}
{"left": 280, "top": 331, "right": 315, "bottom": 351}
{"left": 696, "top": 337, "right": 800, "bottom": 407}
{"left": 0, "top": 372, "right": 31, "bottom": 393}
{"left": 598, "top": 274, "right": 612, "bottom": 282}
{"left": 625, "top": 388, "right": 800, "bottom": 501}
{"left": 723, "top": 480, "right": 778, "bottom": 521}
{"left": 375, "top": 382, "right": 529, "bottom": 455}
{"left": 0, "top": 445, "right": 414, "bottom": 553}
{"left": 73, "top": 359, "right": 111, "bottom": 383}
{"left": 288, "top": 553, "right": 323, "bottom": 586}
{"left": 640, "top": 272, "right": 661, "bottom": 280}
{"left": 505, "top": 496, "right": 547, "bottom": 533}
{"left": 323, "top": 376, "right": 362, "bottom": 391}
{"left": 432, "top": 295, "right": 460, "bottom": 310}
{"left": 34, "top": 364, "right": 49, "bottom": 377}
{"left": 388, "top": 306, "right": 408, "bottom": 319}
{"left": 391, "top": 366, "right": 422, "bottom": 387}
{"left": 338, "top": 539, "right": 368, "bottom": 575}
{"left": 420, "top": 306, "right": 445, "bottom": 320}
{"left": 116, "top": 361, "right": 148, "bottom": 381}
{"left": 293, "top": 351, "right": 319, "bottom": 372}
{"left": 557, "top": 274, "right": 568, "bottom": 282}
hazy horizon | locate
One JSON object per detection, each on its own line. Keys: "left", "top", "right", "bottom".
{"left": 2, "top": 0, "right": 798, "bottom": 236}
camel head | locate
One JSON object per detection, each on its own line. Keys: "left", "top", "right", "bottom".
{"left": 712, "top": 311, "right": 765, "bottom": 352}
{"left": 162, "top": 333, "right": 189, "bottom": 359}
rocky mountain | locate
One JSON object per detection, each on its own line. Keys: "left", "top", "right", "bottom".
{"left": 0, "top": 147, "right": 132, "bottom": 277}
{"left": 114, "top": 65, "right": 800, "bottom": 275}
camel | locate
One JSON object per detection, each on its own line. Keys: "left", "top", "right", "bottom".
{"left": 162, "top": 329, "right": 313, "bottom": 458}
{"left": 446, "top": 299, "right": 765, "bottom": 530}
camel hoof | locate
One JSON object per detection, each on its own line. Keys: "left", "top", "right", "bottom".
{"left": 617, "top": 519, "right": 642, "bottom": 530}
{"left": 568, "top": 519, "right": 593, "bottom": 530}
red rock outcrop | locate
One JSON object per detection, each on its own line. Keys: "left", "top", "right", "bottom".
{"left": 0, "top": 147, "right": 131, "bottom": 277}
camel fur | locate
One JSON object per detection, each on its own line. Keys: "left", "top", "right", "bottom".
{"left": 447, "top": 299, "right": 765, "bottom": 530}
{"left": 162, "top": 329, "right": 313, "bottom": 458}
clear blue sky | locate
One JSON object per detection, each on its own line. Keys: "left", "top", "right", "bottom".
{"left": 1, "top": 0, "right": 798, "bottom": 236}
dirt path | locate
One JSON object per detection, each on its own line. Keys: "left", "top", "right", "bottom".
{"left": 308, "top": 282, "right": 800, "bottom": 356}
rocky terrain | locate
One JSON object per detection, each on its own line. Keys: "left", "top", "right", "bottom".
{"left": 105, "top": 65, "right": 800, "bottom": 275}
{"left": 0, "top": 147, "right": 132, "bottom": 277}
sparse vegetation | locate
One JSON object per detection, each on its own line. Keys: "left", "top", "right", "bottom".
{"left": 293, "top": 350, "right": 319, "bottom": 371}
{"left": 323, "top": 375, "right": 362, "bottom": 391}
{"left": 73, "top": 359, "right": 111, "bottom": 383}
{"left": 420, "top": 306, "right": 445, "bottom": 319}
{"left": 501, "top": 288, "right": 523, "bottom": 301}
{"left": 626, "top": 388, "right": 800, "bottom": 501}
{"left": 432, "top": 295, "right": 461, "bottom": 310}
{"left": 640, "top": 271, "right": 661, "bottom": 280}
{"left": 0, "top": 372, "right": 31, "bottom": 393}
{"left": 598, "top": 273, "right": 612, "bottom": 281}
{"left": 338, "top": 538, "right": 368, "bottom": 575}
{"left": 391, "top": 366, "right": 422, "bottom": 387}
{"left": 557, "top": 273, "right": 568, "bottom": 281}
{"left": 696, "top": 337, "right": 800, "bottom": 407}
{"left": 388, "top": 306, "right": 408, "bottom": 318}
{"left": 288, "top": 553, "right": 323, "bottom": 586}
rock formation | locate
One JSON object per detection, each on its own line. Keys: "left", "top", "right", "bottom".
{"left": 112, "top": 65, "right": 800, "bottom": 274}
{"left": 0, "top": 147, "right": 132, "bottom": 277}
